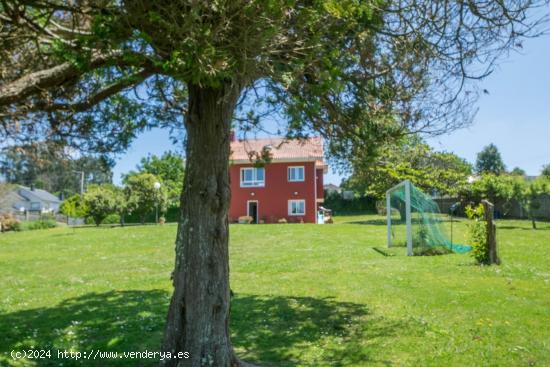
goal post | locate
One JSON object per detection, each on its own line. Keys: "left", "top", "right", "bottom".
{"left": 386, "top": 180, "right": 413, "bottom": 256}
{"left": 386, "top": 180, "right": 472, "bottom": 256}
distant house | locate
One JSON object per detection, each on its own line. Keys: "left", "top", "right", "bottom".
{"left": 229, "top": 136, "right": 327, "bottom": 223}
{"left": 0, "top": 186, "right": 62, "bottom": 214}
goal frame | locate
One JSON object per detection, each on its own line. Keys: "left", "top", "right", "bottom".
{"left": 386, "top": 180, "right": 413, "bottom": 256}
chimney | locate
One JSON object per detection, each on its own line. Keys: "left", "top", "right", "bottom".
{"left": 229, "top": 130, "right": 236, "bottom": 142}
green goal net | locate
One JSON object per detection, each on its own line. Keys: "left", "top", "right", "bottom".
{"left": 386, "top": 180, "right": 471, "bottom": 256}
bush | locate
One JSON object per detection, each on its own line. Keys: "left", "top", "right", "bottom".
{"left": 323, "top": 191, "right": 376, "bottom": 215}
{"left": 22, "top": 219, "right": 57, "bottom": 231}
{"left": 0, "top": 214, "right": 21, "bottom": 232}
{"left": 466, "top": 204, "right": 489, "bottom": 264}
{"left": 103, "top": 213, "right": 121, "bottom": 224}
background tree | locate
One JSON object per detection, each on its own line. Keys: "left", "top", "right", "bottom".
{"left": 520, "top": 177, "right": 550, "bottom": 229}
{"left": 0, "top": 1, "right": 547, "bottom": 365}
{"left": 59, "top": 194, "right": 89, "bottom": 219}
{"left": 82, "top": 185, "right": 118, "bottom": 226}
{"left": 475, "top": 143, "right": 507, "bottom": 175}
{"left": 0, "top": 143, "right": 113, "bottom": 197}
{"left": 124, "top": 173, "right": 167, "bottom": 224}
{"left": 0, "top": 182, "right": 14, "bottom": 212}
{"left": 510, "top": 167, "right": 527, "bottom": 176}
{"left": 124, "top": 151, "right": 184, "bottom": 207}
{"left": 460, "top": 174, "right": 524, "bottom": 216}
{"left": 542, "top": 164, "right": 550, "bottom": 179}
{"left": 344, "top": 135, "right": 472, "bottom": 199}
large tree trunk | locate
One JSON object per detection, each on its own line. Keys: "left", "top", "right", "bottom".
{"left": 161, "top": 82, "right": 244, "bottom": 367}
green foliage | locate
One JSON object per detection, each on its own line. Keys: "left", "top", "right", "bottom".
{"left": 0, "top": 144, "right": 113, "bottom": 197}
{"left": 323, "top": 190, "right": 376, "bottom": 214}
{"left": 85, "top": 213, "right": 120, "bottom": 226}
{"left": 59, "top": 194, "right": 88, "bottom": 218}
{"left": 465, "top": 204, "right": 489, "bottom": 265}
{"left": 475, "top": 144, "right": 506, "bottom": 175}
{"left": 519, "top": 177, "right": 550, "bottom": 229}
{"left": 461, "top": 174, "right": 524, "bottom": 213}
{"left": 510, "top": 167, "right": 526, "bottom": 176}
{"left": 542, "top": 164, "right": 550, "bottom": 179}
{"left": 83, "top": 185, "right": 120, "bottom": 226}
{"left": 21, "top": 219, "right": 57, "bottom": 231}
{"left": 124, "top": 173, "right": 167, "bottom": 223}
{"left": 124, "top": 151, "right": 184, "bottom": 207}
{"left": 344, "top": 135, "right": 472, "bottom": 199}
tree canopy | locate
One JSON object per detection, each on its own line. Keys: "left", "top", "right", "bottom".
{"left": 475, "top": 143, "right": 507, "bottom": 175}
{"left": 344, "top": 135, "right": 472, "bottom": 198}
{"left": 124, "top": 151, "right": 184, "bottom": 207}
{"left": 1, "top": 1, "right": 548, "bottom": 366}
{"left": 0, "top": 142, "right": 113, "bottom": 196}
{"left": 1, "top": 1, "right": 546, "bottom": 157}
{"left": 510, "top": 167, "right": 526, "bottom": 176}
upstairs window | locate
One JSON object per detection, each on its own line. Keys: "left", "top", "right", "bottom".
{"left": 288, "top": 200, "right": 306, "bottom": 216}
{"left": 240, "top": 167, "right": 265, "bottom": 187}
{"left": 288, "top": 166, "right": 305, "bottom": 182}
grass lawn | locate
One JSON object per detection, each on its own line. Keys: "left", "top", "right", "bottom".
{"left": 1, "top": 215, "right": 549, "bottom": 366}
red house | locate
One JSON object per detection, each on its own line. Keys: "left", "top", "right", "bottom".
{"left": 229, "top": 136, "right": 326, "bottom": 224}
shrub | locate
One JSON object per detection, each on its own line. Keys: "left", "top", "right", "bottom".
{"left": 22, "top": 219, "right": 57, "bottom": 231}
{"left": 103, "top": 214, "right": 121, "bottom": 224}
{"left": 277, "top": 218, "right": 287, "bottom": 224}
{"left": 466, "top": 204, "right": 489, "bottom": 264}
{"left": 0, "top": 214, "right": 21, "bottom": 232}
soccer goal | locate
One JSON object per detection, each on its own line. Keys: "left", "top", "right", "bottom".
{"left": 386, "top": 180, "right": 471, "bottom": 256}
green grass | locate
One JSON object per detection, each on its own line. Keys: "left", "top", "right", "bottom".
{"left": 1, "top": 215, "right": 549, "bottom": 366}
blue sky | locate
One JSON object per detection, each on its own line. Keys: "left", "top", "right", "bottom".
{"left": 113, "top": 34, "right": 550, "bottom": 186}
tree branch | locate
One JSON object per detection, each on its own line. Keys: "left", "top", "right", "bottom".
{"left": 40, "top": 69, "right": 152, "bottom": 112}
{"left": 0, "top": 52, "right": 160, "bottom": 108}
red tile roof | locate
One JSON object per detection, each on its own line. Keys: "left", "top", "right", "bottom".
{"left": 230, "top": 136, "right": 324, "bottom": 164}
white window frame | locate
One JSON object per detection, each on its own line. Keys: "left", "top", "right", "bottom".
{"left": 288, "top": 166, "right": 305, "bottom": 182}
{"left": 240, "top": 167, "right": 265, "bottom": 187}
{"left": 288, "top": 200, "right": 306, "bottom": 216}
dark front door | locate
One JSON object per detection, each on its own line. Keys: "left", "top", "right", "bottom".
{"left": 248, "top": 201, "right": 258, "bottom": 224}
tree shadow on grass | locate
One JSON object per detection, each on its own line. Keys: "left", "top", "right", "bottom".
{"left": 497, "top": 225, "right": 550, "bottom": 231}
{"left": 0, "top": 290, "right": 170, "bottom": 366}
{"left": 231, "top": 294, "right": 410, "bottom": 367}
{"left": 1, "top": 291, "right": 410, "bottom": 366}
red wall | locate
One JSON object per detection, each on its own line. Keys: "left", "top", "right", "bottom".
{"left": 316, "top": 168, "right": 324, "bottom": 202}
{"left": 229, "top": 161, "right": 321, "bottom": 223}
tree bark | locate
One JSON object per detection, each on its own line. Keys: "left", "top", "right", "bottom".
{"left": 161, "top": 82, "right": 243, "bottom": 367}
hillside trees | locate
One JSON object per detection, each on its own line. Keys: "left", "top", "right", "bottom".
{"left": 0, "top": 143, "right": 113, "bottom": 196}
{"left": 1, "top": 1, "right": 547, "bottom": 365}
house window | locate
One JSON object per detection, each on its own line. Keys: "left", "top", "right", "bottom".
{"left": 240, "top": 167, "right": 265, "bottom": 187}
{"left": 288, "top": 200, "right": 306, "bottom": 216}
{"left": 288, "top": 166, "right": 305, "bottom": 182}
{"left": 30, "top": 202, "right": 41, "bottom": 211}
